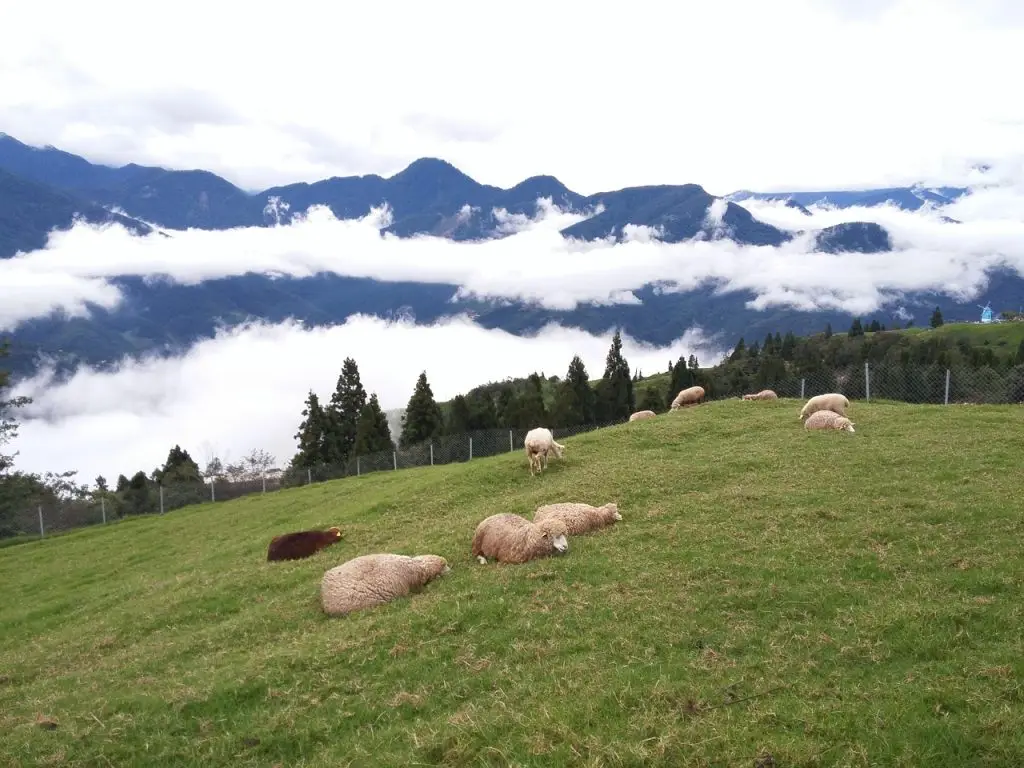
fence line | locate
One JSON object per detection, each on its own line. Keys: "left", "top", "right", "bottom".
{"left": 4, "top": 362, "right": 1023, "bottom": 543}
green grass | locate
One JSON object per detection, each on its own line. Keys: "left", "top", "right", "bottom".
{"left": 2, "top": 399, "right": 1023, "bottom": 767}
{"left": 900, "top": 321, "right": 1024, "bottom": 352}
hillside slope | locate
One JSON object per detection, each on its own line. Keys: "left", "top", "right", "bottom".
{"left": 1, "top": 399, "right": 1022, "bottom": 766}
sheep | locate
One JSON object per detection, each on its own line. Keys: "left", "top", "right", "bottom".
{"left": 267, "top": 526, "right": 343, "bottom": 562}
{"left": 471, "top": 513, "right": 569, "bottom": 564}
{"left": 320, "top": 553, "right": 450, "bottom": 616}
{"left": 533, "top": 502, "right": 621, "bottom": 535}
{"left": 629, "top": 409, "right": 657, "bottom": 421}
{"left": 741, "top": 389, "right": 778, "bottom": 401}
{"left": 799, "top": 392, "right": 850, "bottom": 421}
{"left": 670, "top": 385, "right": 705, "bottom": 409}
{"left": 803, "top": 409, "right": 856, "bottom": 433}
{"left": 523, "top": 427, "right": 566, "bottom": 476}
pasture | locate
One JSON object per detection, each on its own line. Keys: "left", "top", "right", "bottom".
{"left": 1, "top": 399, "right": 1022, "bottom": 766}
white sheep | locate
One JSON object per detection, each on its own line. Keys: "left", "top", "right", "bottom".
{"left": 803, "top": 409, "right": 856, "bottom": 433}
{"left": 629, "top": 410, "right": 657, "bottom": 421}
{"left": 799, "top": 392, "right": 850, "bottom": 421}
{"left": 741, "top": 389, "right": 778, "bottom": 401}
{"left": 533, "top": 502, "right": 622, "bottom": 535}
{"left": 523, "top": 427, "right": 566, "bottom": 476}
{"left": 471, "top": 513, "right": 569, "bottom": 564}
{"left": 320, "top": 553, "right": 450, "bottom": 617}
{"left": 670, "top": 385, "right": 706, "bottom": 409}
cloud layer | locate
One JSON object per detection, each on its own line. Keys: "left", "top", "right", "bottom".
{"left": 2, "top": 0, "right": 1024, "bottom": 193}
{"left": 4, "top": 178, "right": 1024, "bottom": 333}
{"left": 7, "top": 315, "right": 722, "bottom": 484}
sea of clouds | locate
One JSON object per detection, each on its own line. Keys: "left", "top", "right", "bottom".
{"left": 4, "top": 171, "right": 1024, "bottom": 485}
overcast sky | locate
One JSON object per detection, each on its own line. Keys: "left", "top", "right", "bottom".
{"left": 2, "top": 0, "right": 1023, "bottom": 194}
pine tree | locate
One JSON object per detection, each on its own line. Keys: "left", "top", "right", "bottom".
{"left": 638, "top": 386, "right": 664, "bottom": 413}
{"left": 155, "top": 445, "right": 202, "bottom": 484}
{"left": 517, "top": 373, "right": 549, "bottom": 428}
{"left": 292, "top": 390, "right": 328, "bottom": 468}
{"left": 551, "top": 355, "right": 596, "bottom": 427}
{"left": 848, "top": 318, "right": 864, "bottom": 337}
{"left": 496, "top": 386, "right": 517, "bottom": 428}
{"left": 400, "top": 371, "right": 443, "bottom": 447}
{"left": 597, "top": 329, "right": 634, "bottom": 421}
{"left": 446, "top": 394, "right": 472, "bottom": 434}
{"left": 354, "top": 393, "right": 394, "bottom": 455}
{"left": 869, "top": 319, "right": 881, "bottom": 333}
{"left": 730, "top": 337, "right": 746, "bottom": 361}
{"left": 824, "top": 323, "right": 833, "bottom": 339}
{"left": 930, "top": 306, "right": 944, "bottom": 328}
{"left": 324, "top": 358, "right": 367, "bottom": 464}
{"left": 780, "top": 331, "right": 797, "bottom": 360}
{"left": 465, "top": 390, "right": 499, "bottom": 430}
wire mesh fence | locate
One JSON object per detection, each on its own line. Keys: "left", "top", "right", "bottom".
{"left": 4, "top": 362, "right": 1022, "bottom": 543}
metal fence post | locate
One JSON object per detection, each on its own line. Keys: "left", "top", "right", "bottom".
{"left": 864, "top": 361, "right": 871, "bottom": 401}
{"left": 469, "top": 437, "right": 473, "bottom": 461}
{"left": 945, "top": 368, "right": 951, "bottom": 405}
{"left": 509, "top": 430, "right": 513, "bottom": 452}
{"left": 393, "top": 451, "right": 397, "bottom": 470}
{"left": 38, "top": 505, "right": 44, "bottom": 538}
{"left": 800, "top": 378, "right": 805, "bottom": 399}
{"left": 210, "top": 481, "right": 216, "bottom": 502}
{"left": 159, "top": 485, "right": 165, "bottom": 515}
{"left": 430, "top": 443, "right": 434, "bottom": 466}
{"left": 262, "top": 475, "right": 266, "bottom": 494}
{"left": 307, "top": 468, "right": 312, "bottom": 485}
{"left": 357, "top": 456, "right": 361, "bottom": 476}
{"left": 101, "top": 496, "right": 106, "bottom": 524}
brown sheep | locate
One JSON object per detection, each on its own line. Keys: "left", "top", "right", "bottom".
{"left": 803, "top": 409, "right": 856, "bottom": 433}
{"left": 629, "top": 410, "right": 657, "bottom": 421}
{"left": 471, "top": 513, "right": 569, "bottom": 564}
{"left": 533, "top": 502, "right": 621, "bottom": 535}
{"left": 670, "top": 385, "right": 705, "bottom": 409}
{"left": 320, "top": 553, "right": 450, "bottom": 616}
{"left": 267, "top": 526, "right": 343, "bottom": 562}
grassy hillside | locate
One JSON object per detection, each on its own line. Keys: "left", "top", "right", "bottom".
{"left": 2, "top": 399, "right": 1023, "bottom": 766}
{"left": 901, "top": 321, "right": 1024, "bottom": 352}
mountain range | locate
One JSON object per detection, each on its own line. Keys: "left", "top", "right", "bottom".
{"left": 0, "top": 131, "right": 1012, "bottom": 380}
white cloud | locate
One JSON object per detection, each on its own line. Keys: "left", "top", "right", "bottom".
{"left": 7, "top": 315, "right": 723, "bottom": 483}
{"left": 4, "top": 181, "right": 1024, "bottom": 330}
{"left": 1, "top": 0, "right": 1023, "bottom": 194}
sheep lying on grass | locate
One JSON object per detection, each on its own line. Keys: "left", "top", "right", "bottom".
{"left": 534, "top": 502, "right": 621, "bottom": 535}
{"left": 799, "top": 392, "right": 850, "bottom": 421}
{"left": 670, "top": 385, "right": 705, "bottom": 409}
{"left": 471, "top": 513, "right": 569, "bottom": 564}
{"left": 742, "top": 389, "right": 778, "bottom": 401}
{"left": 320, "top": 553, "right": 450, "bottom": 616}
{"left": 629, "top": 410, "right": 657, "bottom": 422}
{"left": 803, "top": 409, "right": 856, "bottom": 433}
{"left": 523, "top": 427, "right": 566, "bottom": 476}
{"left": 267, "top": 526, "right": 343, "bottom": 562}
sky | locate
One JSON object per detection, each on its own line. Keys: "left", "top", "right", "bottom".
{"left": 2, "top": 0, "right": 1024, "bottom": 194}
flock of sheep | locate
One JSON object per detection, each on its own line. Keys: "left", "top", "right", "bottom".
{"left": 264, "top": 385, "right": 857, "bottom": 617}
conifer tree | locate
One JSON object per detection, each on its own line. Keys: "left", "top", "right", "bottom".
{"left": 665, "top": 355, "right": 695, "bottom": 408}
{"left": 354, "top": 393, "right": 394, "bottom": 455}
{"left": 730, "top": 337, "right": 746, "bottom": 361}
{"left": 292, "top": 390, "right": 328, "bottom": 468}
{"left": 638, "top": 386, "right": 664, "bottom": 413}
{"left": 400, "top": 371, "right": 443, "bottom": 447}
{"left": 516, "top": 373, "right": 548, "bottom": 428}
{"left": 824, "top": 323, "right": 833, "bottom": 339}
{"left": 324, "top": 357, "right": 367, "bottom": 464}
{"left": 446, "top": 394, "right": 472, "bottom": 434}
{"left": 930, "top": 306, "right": 944, "bottom": 328}
{"left": 597, "top": 329, "right": 634, "bottom": 421}
{"left": 551, "top": 355, "right": 596, "bottom": 427}
{"left": 155, "top": 445, "right": 202, "bottom": 484}
{"left": 465, "top": 390, "right": 499, "bottom": 430}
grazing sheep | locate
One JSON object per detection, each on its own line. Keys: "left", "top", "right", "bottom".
{"left": 471, "top": 513, "right": 569, "bottom": 564}
{"left": 320, "top": 553, "right": 450, "bottom": 616}
{"left": 799, "top": 392, "right": 850, "bottom": 421}
{"left": 267, "top": 526, "right": 343, "bottom": 562}
{"left": 534, "top": 502, "right": 621, "bottom": 535}
{"left": 742, "top": 389, "right": 778, "bottom": 401}
{"left": 803, "top": 409, "right": 856, "bottom": 433}
{"left": 629, "top": 410, "right": 657, "bottom": 421}
{"left": 670, "top": 385, "right": 706, "bottom": 409}
{"left": 523, "top": 427, "right": 566, "bottom": 476}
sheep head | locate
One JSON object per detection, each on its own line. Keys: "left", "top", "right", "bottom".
{"left": 605, "top": 503, "right": 622, "bottom": 521}
{"left": 328, "top": 526, "right": 343, "bottom": 539}
{"left": 413, "top": 554, "right": 450, "bottom": 578}
{"left": 537, "top": 518, "right": 569, "bottom": 554}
